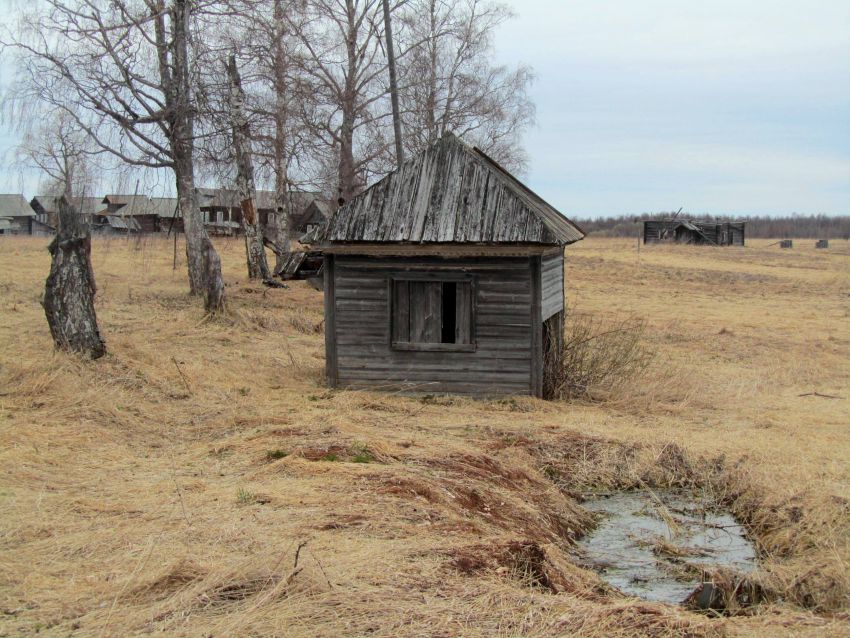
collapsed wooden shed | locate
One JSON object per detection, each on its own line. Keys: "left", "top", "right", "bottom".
{"left": 643, "top": 220, "right": 745, "bottom": 246}
{"left": 313, "top": 133, "right": 585, "bottom": 397}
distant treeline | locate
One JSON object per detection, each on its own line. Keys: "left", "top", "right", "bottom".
{"left": 575, "top": 214, "right": 850, "bottom": 239}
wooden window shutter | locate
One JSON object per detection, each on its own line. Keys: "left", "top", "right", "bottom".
{"left": 409, "top": 281, "right": 442, "bottom": 342}
{"left": 392, "top": 280, "right": 410, "bottom": 343}
{"left": 455, "top": 282, "right": 472, "bottom": 344}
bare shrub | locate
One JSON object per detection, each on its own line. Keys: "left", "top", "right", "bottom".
{"left": 547, "top": 313, "right": 653, "bottom": 401}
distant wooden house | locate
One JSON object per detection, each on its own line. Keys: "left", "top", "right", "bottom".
{"left": 30, "top": 195, "right": 102, "bottom": 233}
{"left": 0, "top": 194, "right": 37, "bottom": 235}
{"left": 290, "top": 199, "right": 332, "bottom": 240}
{"left": 150, "top": 197, "right": 180, "bottom": 233}
{"left": 196, "top": 188, "right": 322, "bottom": 237}
{"left": 98, "top": 195, "right": 161, "bottom": 233}
{"left": 643, "top": 220, "right": 745, "bottom": 246}
{"left": 314, "top": 133, "right": 585, "bottom": 397}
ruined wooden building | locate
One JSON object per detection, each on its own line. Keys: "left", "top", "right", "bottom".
{"left": 643, "top": 219, "right": 745, "bottom": 246}
{"left": 0, "top": 194, "right": 38, "bottom": 235}
{"left": 314, "top": 133, "right": 585, "bottom": 397}
{"left": 30, "top": 196, "right": 102, "bottom": 233}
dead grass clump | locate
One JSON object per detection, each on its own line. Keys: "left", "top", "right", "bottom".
{"left": 143, "top": 550, "right": 332, "bottom": 631}
{"left": 684, "top": 567, "right": 767, "bottom": 614}
{"left": 709, "top": 466, "right": 850, "bottom": 612}
{"left": 380, "top": 451, "right": 594, "bottom": 545}
{"left": 288, "top": 309, "right": 324, "bottom": 334}
{"left": 552, "top": 601, "right": 725, "bottom": 638}
{"left": 295, "top": 441, "right": 393, "bottom": 464}
{"left": 130, "top": 559, "right": 206, "bottom": 602}
{"left": 533, "top": 432, "right": 706, "bottom": 493}
{"left": 449, "top": 539, "right": 598, "bottom": 596}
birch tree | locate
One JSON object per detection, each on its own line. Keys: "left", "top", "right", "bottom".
{"left": 3, "top": 0, "right": 226, "bottom": 313}
{"left": 292, "top": 0, "right": 393, "bottom": 200}
{"left": 226, "top": 53, "right": 271, "bottom": 280}
{"left": 398, "top": 0, "right": 534, "bottom": 172}
{"left": 15, "top": 110, "right": 99, "bottom": 199}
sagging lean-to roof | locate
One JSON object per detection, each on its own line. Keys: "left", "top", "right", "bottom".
{"left": 320, "top": 133, "right": 585, "bottom": 246}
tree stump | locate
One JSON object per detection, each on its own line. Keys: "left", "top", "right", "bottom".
{"left": 202, "top": 235, "right": 226, "bottom": 314}
{"left": 43, "top": 197, "right": 106, "bottom": 358}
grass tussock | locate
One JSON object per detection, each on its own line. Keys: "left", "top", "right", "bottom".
{"left": 0, "top": 236, "right": 848, "bottom": 637}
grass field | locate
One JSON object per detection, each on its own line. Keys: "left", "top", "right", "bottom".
{"left": 1, "top": 235, "right": 848, "bottom": 637}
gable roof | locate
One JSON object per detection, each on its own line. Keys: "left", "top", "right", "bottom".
{"left": 196, "top": 188, "right": 322, "bottom": 213}
{"left": 102, "top": 194, "right": 160, "bottom": 216}
{"left": 321, "top": 133, "right": 584, "bottom": 245}
{"left": 149, "top": 197, "right": 179, "bottom": 219}
{"left": 292, "top": 199, "right": 333, "bottom": 228}
{"left": 105, "top": 215, "right": 141, "bottom": 231}
{"left": 31, "top": 195, "right": 102, "bottom": 216}
{"left": 0, "top": 194, "right": 35, "bottom": 218}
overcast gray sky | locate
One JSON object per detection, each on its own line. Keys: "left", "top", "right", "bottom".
{"left": 1, "top": 0, "right": 848, "bottom": 216}
{"left": 494, "top": 0, "right": 850, "bottom": 216}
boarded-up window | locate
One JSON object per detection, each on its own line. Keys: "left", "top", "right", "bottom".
{"left": 391, "top": 277, "right": 474, "bottom": 351}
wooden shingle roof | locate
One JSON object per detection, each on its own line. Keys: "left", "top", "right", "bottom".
{"left": 321, "top": 133, "right": 584, "bottom": 245}
{"left": 0, "top": 194, "right": 35, "bottom": 218}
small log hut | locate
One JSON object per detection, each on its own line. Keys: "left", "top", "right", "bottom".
{"left": 643, "top": 219, "right": 745, "bottom": 246}
{"left": 313, "top": 133, "right": 585, "bottom": 397}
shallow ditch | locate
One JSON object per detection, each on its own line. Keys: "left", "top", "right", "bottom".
{"left": 577, "top": 489, "right": 757, "bottom": 607}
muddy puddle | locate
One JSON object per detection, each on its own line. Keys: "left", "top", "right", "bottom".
{"left": 577, "top": 490, "right": 757, "bottom": 605}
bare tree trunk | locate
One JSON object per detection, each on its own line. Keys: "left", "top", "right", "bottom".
{"left": 43, "top": 197, "right": 106, "bottom": 359}
{"left": 338, "top": 108, "right": 356, "bottom": 201}
{"left": 382, "top": 0, "right": 404, "bottom": 167}
{"left": 227, "top": 54, "right": 271, "bottom": 280}
{"left": 172, "top": 0, "right": 226, "bottom": 313}
{"left": 175, "top": 154, "right": 224, "bottom": 313}
{"left": 338, "top": 2, "right": 359, "bottom": 201}
{"left": 271, "top": 0, "right": 291, "bottom": 274}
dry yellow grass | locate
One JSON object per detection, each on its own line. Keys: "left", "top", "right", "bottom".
{"left": 0, "top": 234, "right": 848, "bottom": 637}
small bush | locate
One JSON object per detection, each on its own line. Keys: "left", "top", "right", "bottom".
{"left": 266, "top": 449, "right": 288, "bottom": 461}
{"left": 350, "top": 442, "right": 373, "bottom": 463}
{"left": 547, "top": 313, "right": 654, "bottom": 401}
{"left": 236, "top": 488, "right": 258, "bottom": 505}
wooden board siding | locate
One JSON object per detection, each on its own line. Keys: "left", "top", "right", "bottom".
{"left": 541, "top": 251, "right": 564, "bottom": 320}
{"left": 644, "top": 220, "right": 673, "bottom": 243}
{"left": 329, "top": 255, "right": 534, "bottom": 396}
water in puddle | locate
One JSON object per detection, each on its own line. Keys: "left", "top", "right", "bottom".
{"left": 577, "top": 490, "right": 757, "bottom": 604}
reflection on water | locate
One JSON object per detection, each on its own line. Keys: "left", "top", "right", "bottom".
{"left": 577, "top": 490, "right": 757, "bottom": 604}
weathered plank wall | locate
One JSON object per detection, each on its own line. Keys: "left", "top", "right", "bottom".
{"left": 541, "top": 251, "right": 564, "bottom": 320}
{"left": 329, "top": 255, "right": 534, "bottom": 395}
{"left": 643, "top": 221, "right": 675, "bottom": 243}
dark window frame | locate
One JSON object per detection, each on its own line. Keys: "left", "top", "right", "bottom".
{"left": 388, "top": 272, "right": 476, "bottom": 352}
